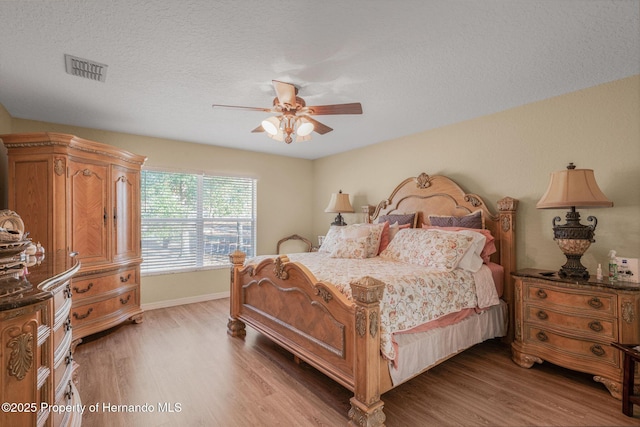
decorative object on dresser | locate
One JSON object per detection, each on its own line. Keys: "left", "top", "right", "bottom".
{"left": 1, "top": 132, "right": 146, "bottom": 349}
{"left": 229, "top": 172, "right": 518, "bottom": 426}
{"left": 0, "top": 251, "right": 80, "bottom": 427}
{"left": 511, "top": 269, "right": 640, "bottom": 400}
{"left": 324, "top": 189, "right": 354, "bottom": 226}
{"left": 536, "top": 162, "right": 613, "bottom": 280}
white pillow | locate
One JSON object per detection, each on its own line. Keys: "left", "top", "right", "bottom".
{"left": 455, "top": 230, "right": 487, "bottom": 272}
{"left": 318, "top": 226, "right": 341, "bottom": 253}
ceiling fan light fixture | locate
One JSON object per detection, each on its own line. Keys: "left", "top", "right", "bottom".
{"left": 261, "top": 117, "right": 279, "bottom": 135}
{"left": 296, "top": 118, "right": 314, "bottom": 136}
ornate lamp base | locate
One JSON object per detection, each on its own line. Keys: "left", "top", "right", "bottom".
{"left": 331, "top": 213, "right": 347, "bottom": 226}
{"left": 556, "top": 239, "right": 591, "bottom": 279}
{"left": 552, "top": 208, "right": 597, "bottom": 281}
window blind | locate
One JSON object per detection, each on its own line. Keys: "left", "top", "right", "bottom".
{"left": 140, "top": 170, "right": 256, "bottom": 275}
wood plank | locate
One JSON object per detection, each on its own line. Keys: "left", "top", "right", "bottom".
{"left": 73, "top": 299, "right": 639, "bottom": 426}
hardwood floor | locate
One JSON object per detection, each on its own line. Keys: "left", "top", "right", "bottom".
{"left": 74, "top": 298, "right": 639, "bottom": 426}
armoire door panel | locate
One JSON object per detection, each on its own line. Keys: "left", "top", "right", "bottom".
{"left": 113, "top": 166, "right": 140, "bottom": 261}
{"left": 11, "top": 159, "right": 51, "bottom": 248}
{"left": 69, "top": 162, "right": 110, "bottom": 265}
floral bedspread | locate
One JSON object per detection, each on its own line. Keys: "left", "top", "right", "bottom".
{"left": 245, "top": 253, "right": 499, "bottom": 362}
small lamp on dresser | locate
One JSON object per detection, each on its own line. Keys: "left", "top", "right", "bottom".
{"left": 536, "top": 162, "right": 613, "bottom": 280}
{"left": 325, "top": 190, "right": 354, "bottom": 226}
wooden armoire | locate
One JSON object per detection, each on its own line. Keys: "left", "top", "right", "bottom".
{"left": 1, "top": 132, "right": 147, "bottom": 347}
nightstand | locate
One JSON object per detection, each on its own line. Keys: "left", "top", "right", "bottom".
{"left": 511, "top": 268, "right": 640, "bottom": 399}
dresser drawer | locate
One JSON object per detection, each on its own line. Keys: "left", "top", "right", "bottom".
{"left": 71, "top": 288, "right": 138, "bottom": 328}
{"left": 53, "top": 348, "right": 74, "bottom": 398}
{"left": 52, "top": 280, "right": 72, "bottom": 316}
{"left": 52, "top": 379, "right": 77, "bottom": 427}
{"left": 524, "top": 305, "right": 616, "bottom": 339}
{"left": 71, "top": 268, "right": 138, "bottom": 301}
{"left": 525, "top": 285, "right": 615, "bottom": 315}
{"left": 52, "top": 315, "right": 73, "bottom": 360}
{"left": 524, "top": 326, "right": 618, "bottom": 368}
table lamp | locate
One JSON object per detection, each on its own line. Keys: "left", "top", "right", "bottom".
{"left": 324, "top": 190, "right": 354, "bottom": 226}
{"left": 536, "top": 163, "right": 613, "bottom": 279}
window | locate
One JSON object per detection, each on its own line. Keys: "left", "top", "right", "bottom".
{"left": 140, "top": 170, "right": 256, "bottom": 275}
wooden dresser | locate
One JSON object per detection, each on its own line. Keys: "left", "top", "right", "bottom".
{"left": 512, "top": 268, "right": 640, "bottom": 399}
{"left": 1, "top": 132, "right": 147, "bottom": 348}
{"left": 0, "top": 253, "right": 80, "bottom": 427}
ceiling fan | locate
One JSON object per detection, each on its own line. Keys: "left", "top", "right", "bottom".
{"left": 212, "top": 80, "right": 363, "bottom": 144}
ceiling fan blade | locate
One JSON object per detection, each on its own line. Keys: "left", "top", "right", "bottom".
{"left": 272, "top": 80, "right": 297, "bottom": 109}
{"left": 212, "top": 104, "right": 272, "bottom": 113}
{"left": 305, "top": 116, "right": 333, "bottom": 135}
{"left": 306, "top": 102, "right": 363, "bottom": 115}
{"left": 251, "top": 125, "right": 264, "bottom": 133}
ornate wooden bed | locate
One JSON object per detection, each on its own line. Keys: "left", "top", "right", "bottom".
{"left": 227, "top": 172, "right": 518, "bottom": 426}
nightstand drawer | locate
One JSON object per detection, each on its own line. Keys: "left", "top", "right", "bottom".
{"left": 524, "top": 305, "right": 616, "bottom": 339}
{"left": 526, "top": 285, "right": 615, "bottom": 315}
{"left": 524, "top": 326, "right": 618, "bottom": 367}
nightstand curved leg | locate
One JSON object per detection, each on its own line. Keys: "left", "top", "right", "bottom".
{"left": 511, "top": 345, "right": 543, "bottom": 368}
{"left": 594, "top": 375, "right": 622, "bottom": 400}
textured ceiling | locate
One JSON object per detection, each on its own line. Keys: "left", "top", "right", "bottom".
{"left": 0, "top": 1, "right": 638, "bottom": 159}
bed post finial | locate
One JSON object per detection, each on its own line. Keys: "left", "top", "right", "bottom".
{"left": 361, "top": 205, "right": 375, "bottom": 224}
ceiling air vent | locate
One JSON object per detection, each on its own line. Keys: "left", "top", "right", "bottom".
{"left": 64, "top": 54, "right": 108, "bottom": 82}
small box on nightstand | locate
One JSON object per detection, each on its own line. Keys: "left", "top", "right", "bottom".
{"left": 616, "top": 257, "right": 639, "bottom": 283}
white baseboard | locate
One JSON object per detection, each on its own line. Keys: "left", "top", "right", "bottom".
{"left": 141, "top": 291, "right": 230, "bottom": 311}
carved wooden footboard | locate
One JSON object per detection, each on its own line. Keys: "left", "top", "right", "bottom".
{"left": 228, "top": 252, "right": 387, "bottom": 426}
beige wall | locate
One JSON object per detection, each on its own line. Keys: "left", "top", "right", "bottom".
{"left": 313, "top": 75, "right": 640, "bottom": 276}
{"left": 5, "top": 119, "right": 314, "bottom": 307}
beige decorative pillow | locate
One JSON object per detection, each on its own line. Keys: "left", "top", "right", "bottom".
{"left": 379, "top": 228, "right": 476, "bottom": 271}
{"left": 322, "top": 223, "right": 385, "bottom": 258}
{"left": 330, "top": 236, "right": 370, "bottom": 259}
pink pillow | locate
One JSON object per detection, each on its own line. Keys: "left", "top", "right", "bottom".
{"left": 377, "top": 221, "right": 391, "bottom": 254}
{"left": 421, "top": 225, "right": 496, "bottom": 263}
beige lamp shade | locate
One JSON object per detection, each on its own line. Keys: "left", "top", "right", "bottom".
{"left": 536, "top": 164, "right": 613, "bottom": 209}
{"left": 324, "top": 190, "right": 354, "bottom": 213}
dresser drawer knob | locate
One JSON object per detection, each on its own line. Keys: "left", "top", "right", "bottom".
{"left": 120, "top": 294, "right": 131, "bottom": 305}
{"left": 120, "top": 273, "right": 132, "bottom": 283}
{"left": 536, "top": 331, "right": 548, "bottom": 342}
{"left": 73, "top": 282, "right": 94, "bottom": 294}
{"left": 536, "top": 289, "right": 548, "bottom": 299}
{"left": 588, "top": 297, "right": 603, "bottom": 309}
{"left": 65, "top": 349, "right": 73, "bottom": 366}
{"left": 588, "top": 320, "right": 603, "bottom": 332}
{"left": 64, "top": 317, "right": 72, "bottom": 332}
{"left": 590, "top": 344, "right": 605, "bottom": 357}
{"left": 536, "top": 310, "right": 548, "bottom": 320}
